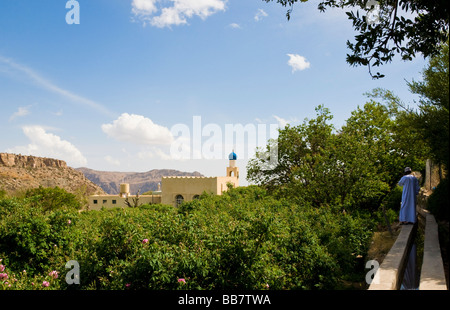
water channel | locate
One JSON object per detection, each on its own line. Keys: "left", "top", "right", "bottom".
{"left": 400, "top": 219, "right": 425, "bottom": 290}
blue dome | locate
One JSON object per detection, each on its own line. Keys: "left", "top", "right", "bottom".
{"left": 229, "top": 151, "right": 237, "bottom": 160}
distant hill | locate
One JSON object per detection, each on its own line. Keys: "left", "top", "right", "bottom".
{"left": 0, "top": 153, "right": 105, "bottom": 196}
{"left": 76, "top": 167, "right": 203, "bottom": 195}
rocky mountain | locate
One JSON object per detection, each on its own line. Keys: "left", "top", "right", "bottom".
{"left": 76, "top": 167, "right": 203, "bottom": 195}
{"left": 0, "top": 153, "right": 105, "bottom": 196}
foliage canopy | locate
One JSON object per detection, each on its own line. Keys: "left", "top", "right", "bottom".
{"left": 247, "top": 101, "right": 427, "bottom": 211}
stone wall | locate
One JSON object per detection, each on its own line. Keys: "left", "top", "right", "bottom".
{"left": 424, "top": 159, "right": 445, "bottom": 191}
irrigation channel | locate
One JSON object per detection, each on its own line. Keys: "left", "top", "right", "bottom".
{"left": 400, "top": 219, "right": 425, "bottom": 290}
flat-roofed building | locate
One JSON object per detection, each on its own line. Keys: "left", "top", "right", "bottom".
{"left": 87, "top": 151, "right": 239, "bottom": 210}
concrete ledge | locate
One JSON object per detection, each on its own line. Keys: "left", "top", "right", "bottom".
{"left": 368, "top": 224, "right": 415, "bottom": 290}
{"left": 419, "top": 213, "right": 448, "bottom": 290}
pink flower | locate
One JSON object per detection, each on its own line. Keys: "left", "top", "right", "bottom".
{"left": 0, "top": 273, "right": 8, "bottom": 280}
{"left": 0, "top": 264, "right": 5, "bottom": 272}
{"left": 49, "top": 270, "right": 59, "bottom": 279}
{"left": 42, "top": 281, "right": 50, "bottom": 287}
{"left": 142, "top": 239, "right": 149, "bottom": 244}
{"left": 125, "top": 283, "right": 131, "bottom": 288}
{"left": 178, "top": 278, "right": 186, "bottom": 284}
{"left": 68, "top": 220, "right": 72, "bottom": 225}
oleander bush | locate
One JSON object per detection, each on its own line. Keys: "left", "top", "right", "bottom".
{"left": 0, "top": 186, "right": 375, "bottom": 290}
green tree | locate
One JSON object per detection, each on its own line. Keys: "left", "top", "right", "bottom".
{"left": 247, "top": 106, "right": 334, "bottom": 195}
{"left": 357, "top": 43, "right": 448, "bottom": 219}
{"left": 364, "top": 88, "right": 430, "bottom": 175}
{"left": 247, "top": 101, "right": 426, "bottom": 210}
{"left": 409, "top": 42, "right": 448, "bottom": 219}
{"left": 336, "top": 100, "right": 427, "bottom": 209}
{"left": 407, "top": 42, "right": 449, "bottom": 169}
{"left": 263, "top": 0, "right": 449, "bottom": 78}
{"left": 25, "top": 186, "right": 81, "bottom": 212}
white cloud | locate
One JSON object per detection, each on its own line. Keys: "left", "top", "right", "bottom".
{"left": 132, "top": 0, "right": 227, "bottom": 28}
{"left": 228, "top": 23, "right": 241, "bottom": 29}
{"left": 104, "top": 155, "right": 121, "bottom": 166}
{"left": 102, "top": 113, "right": 174, "bottom": 145}
{"left": 7, "top": 126, "right": 88, "bottom": 167}
{"left": 138, "top": 147, "right": 172, "bottom": 160}
{"left": 9, "top": 106, "right": 31, "bottom": 121}
{"left": 287, "top": 53, "right": 311, "bottom": 73}
{"left": 273, "top": 115, "right": 289, "bottom": 128}
{"left": 254, "top": 9, "right": 268, "bottom": 21}
{"left": 0, "top": 55, "right": 114, "bottom": 117}
{"left": 52, "top": 110, "right": 63, "bottom": 117}
{"left": 131, "top": 0, "right": 158, "bottom": 16}
{"left": 273, "top": 115, "right": 299, "bottom": 128}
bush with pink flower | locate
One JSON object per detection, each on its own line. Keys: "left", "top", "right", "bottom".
{"left": 0, "top": 185, "right": 376, "bottom": 290}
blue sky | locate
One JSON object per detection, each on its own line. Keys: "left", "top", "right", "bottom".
{"left": 0, "top": 0, "right": 427, "bottom": 185}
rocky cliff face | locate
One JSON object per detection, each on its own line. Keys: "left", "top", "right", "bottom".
{"left": 0, "top": 153, "right": 67, "bottom": 169}
{"left": 0, "top": 153, "right": 105, "bottom": 196}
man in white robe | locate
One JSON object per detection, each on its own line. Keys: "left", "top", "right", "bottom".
{"left": 398, "top": 167, "right": 420, "bottom": 224}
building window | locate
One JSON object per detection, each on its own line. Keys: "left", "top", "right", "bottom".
{"left": 112, "top": 200, "right": 117, "bottom": 205}
{"left": 193, "top": 195, "right": 200, "bottom": 200}
{"left": 103, "top": 200, "right": 107, "bottom": 204}
{"left": 175, "top": 194, "right": 184, "bottom": 207}
{"left": 93, "top": 200, "right": 98, "bottom": 204}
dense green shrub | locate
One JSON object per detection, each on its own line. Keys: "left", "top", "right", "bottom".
{"left": 24, "top": 186, "right": 81, "bottom": 212}
{"left": 380, "top": 185, "right": 403, "bottom": 212}
{"left": 0, "top": 189, "right": 7, "bottom": 199}
{"left": 0, "top": 196, "right": 79, "bottom": 276}
{"left": 1, "top": 185, "right": 375, "bottom": 290}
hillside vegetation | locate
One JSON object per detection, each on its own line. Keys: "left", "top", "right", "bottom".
{"left": 0, "top": 186, "right": 377, "bottom": 290}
